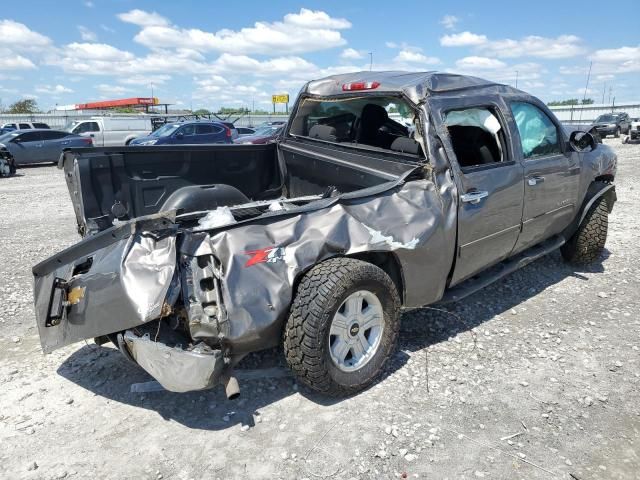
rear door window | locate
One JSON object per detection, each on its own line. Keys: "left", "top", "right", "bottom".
{"left": 19, "top": 123, "right": 31, "bottom": 129}
{"left": 32, "top": 123, "right": 50, "bottom": 129}
{"left": 444, "top": 107, "right": 507, "bottom": 170}
{"left": 40, "top": 131, "right": 68, "bottom": 141}
{"left": 195, "top": 124, "right": 215, "bottom": 135}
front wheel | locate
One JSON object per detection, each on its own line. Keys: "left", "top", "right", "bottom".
{"left": 283, "top": 258, "right": 400, "bottom": 396}
{"left": 561, "top": 197, "right": 608, "bottom": 264}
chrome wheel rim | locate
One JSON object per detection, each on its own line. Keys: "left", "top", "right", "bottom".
{"left": 328, "top": 290, "right": 384, "bottom": 372}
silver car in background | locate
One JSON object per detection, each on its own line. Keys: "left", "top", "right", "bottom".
{"left": 0, "top": 129, "right": 92, "bottom": 165}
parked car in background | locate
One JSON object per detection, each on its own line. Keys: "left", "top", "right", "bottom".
{"left": 236, "top": 127, "right": 255, "bottom": 136}
{"left": 626, "top": 118, "right": 640, "bottom": 142}
{"left": 0, "top": 145, "right": 16, "bottom": 177}
{"left": 234, "top": 124, "right": 284, "bottom": 144}
{"left": 129, "top": 121, "right": 233, "bottom": 145}
{"left": 1, "top": 121, "right": 50, "bottom": 130}
{"left": 592, "top": 112, "right": 631, "bottom": 138}
{"left": 66, "top": 116, "right": 152, "bottom": 146}
{"left": 0, "top": 129, "right": 92, "bottom": 165}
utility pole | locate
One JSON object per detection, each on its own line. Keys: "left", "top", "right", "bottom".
{"left": 581, "top": 61, "right": 592, "bottom": 103}
{"left": 369, "top": 52, "right": 373, "bottom": 71}
{"left": 150, "top": 82, "right": 154, "bottom": 100}
{"left": 602, "top": 83, "right": 606, "bottom": 104}
{"left": 608, "top": 86, "right": 612, "bottom": 105}
{"left": 515, "top": 70, "right": 518, "bottom": 88}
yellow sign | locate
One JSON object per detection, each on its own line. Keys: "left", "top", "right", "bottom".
{"left": 272, "top": 94, "right": 289, "bottom": 104}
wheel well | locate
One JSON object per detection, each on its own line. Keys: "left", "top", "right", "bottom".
{"left": 347, "top": 251, "right": 405, "bottom": 305}
{"left": 595, "top": 174, "right": 614, "bottom": 183}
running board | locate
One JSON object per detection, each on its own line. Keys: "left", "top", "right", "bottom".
{"left": 438, "top": 235, "right": 565, "bottom": 304}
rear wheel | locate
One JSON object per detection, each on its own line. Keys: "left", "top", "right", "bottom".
{"left": 561, "top": 197, "right": 608, "bottom": 264}
{"left": 283, "top": 258, "right": 400, "bottom": 396}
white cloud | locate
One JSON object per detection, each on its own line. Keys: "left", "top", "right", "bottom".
{"left": 596, "top": 74, "right": 615, "bottom": 81}
{"left": 62, "top": 42, "right": 135, "bottom": 61}
{"left": 130, "top": 8, "right": 350, "bottom": 55}
{"left": 118, "top": 74, "right": 172, "bottom": 85}
{"left": 84, "top": 1, "right": 94, "bottom": 7}
{"left": 0, "top": 20, "right": 51, "bottom": 50}
{"left": 35, "top": 84, "right": 73, "bottom": 94}
{"left": 440, "top": 31, "right": 487, "bottom": 47}
{"left": 212, "top": 53, "right": 317, "bottom": 77}
{"left": 96, "top": 84, "right": 131, "bottom": 96}
{"left": 100, "top": 24, "right": 115, "bottom": 33}
{"left": 441, "top": 31, "right": 585, "bottom": 59}
{"left": 283, "top": 8, "right": 351, "bottom": 29}
{"left": 456, "top": 56, "right": 507, "bottom": 70}
{"left": 482, "top": 35, "right": 585, "bottom": 59}
{"left": 78, "top": 26, "right": 97, "bottom": 42}
{"left": 118, "top": 9, "right": 169, "bottom": 27}
{"left": 394, "top": 50, "right": 440, "bottom": 65}
{"left": 590, "top": 45, "right": 640, "bottom": 73}
{"left": 0, "top": 52, "right": 36, "bottom": 70}
{"left": 341, "top": 48, "right": 364, "bottom": 60}
{"left": 440, "top": 15, "right": 459, "bottom": 30}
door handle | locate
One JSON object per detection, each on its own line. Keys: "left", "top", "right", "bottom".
{"left": 528, "top": 176, "right": 545, "bottom": 186}
{"left": 461, "top": 190, "right": 489, "bottom": 204}
{"left": 61, "top": 141, "right": 69, "bottom": 145}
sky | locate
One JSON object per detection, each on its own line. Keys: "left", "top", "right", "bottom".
{"left": 0, "top": 0, "right": 638, "bottom": 112}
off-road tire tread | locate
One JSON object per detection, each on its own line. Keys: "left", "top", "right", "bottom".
{"left": 561, "top": 197, "right": 608, "bottom": 264}
{"left": 283, "top": 258, "right": 400, "bottom": 396}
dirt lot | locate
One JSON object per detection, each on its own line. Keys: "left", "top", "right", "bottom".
{"left": 1, "top": 138, "right": 639, "bottom": 480}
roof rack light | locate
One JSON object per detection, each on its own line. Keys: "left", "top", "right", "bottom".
{"left": 342, "top": 81, "right": 380, "bottom": 91}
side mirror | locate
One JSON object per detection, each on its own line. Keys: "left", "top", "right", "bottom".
{"left": 175, "top": 132, "right": 184, "bottom": 139}
{"left": 569, "top": 130, "right": 596, "bottom": 152}
{"left": 11, "top": 137, "right": 21, "bottom": 143}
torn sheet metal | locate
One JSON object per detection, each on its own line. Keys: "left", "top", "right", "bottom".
{"left": 188, "top": 177, "right": 456, "bottom": 353}
{"left": 123, "top": 331, "right": 224, "bottom": 392}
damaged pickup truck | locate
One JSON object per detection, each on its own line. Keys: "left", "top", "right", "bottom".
{"left": 33, "top": 72, "right": 617, "bottom": 398}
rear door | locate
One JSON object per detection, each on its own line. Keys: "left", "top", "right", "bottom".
{"left": 40, "top": 130, "right": 70, "bottom": 161}
{"left": 196, "top": 123, "right": 226, "bottom": 143}
{"left": 434, "top": 98, "right": 525, "bottom": 285}
{"left": 507, "top": 101, "right": 580, "bottom": 252}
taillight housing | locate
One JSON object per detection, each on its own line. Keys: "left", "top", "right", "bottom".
{"left": 83, "top": 138, "right": 93, "bottom": 146}
{"left": 342, "top": 81, "right": 380, "bottom": 91}
{"left": 225, "top": 127, "right": 232, "bottom": 137}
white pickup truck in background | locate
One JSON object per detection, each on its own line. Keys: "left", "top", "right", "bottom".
{"left": 66, "top": 116, "right": 152, "bottom": 146}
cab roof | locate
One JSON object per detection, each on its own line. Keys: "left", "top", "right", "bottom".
{"left": 303, "top": 71, "right": 524, "bottom": 104}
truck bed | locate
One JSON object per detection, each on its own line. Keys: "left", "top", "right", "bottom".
{"left": 62, "top": 141, "right": 421, "bottom": 235}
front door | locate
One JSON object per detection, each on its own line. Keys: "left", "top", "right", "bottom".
{"left": 507, "top": 101, "right": 580, "bottom": 252}
{"left": 11, "top": 131, "right": 44, "bottom": 164}
{"left": 436, "top": 102, "right": 525, "bottom": 285}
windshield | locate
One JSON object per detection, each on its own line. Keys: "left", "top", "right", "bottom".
{"left": 0, "top": 132, "right": 19, "bottom": 143}
{"left": 253, "top": 125, "right": 281, "bottom": 136}
{"left": 64, "top": 120, "right": 81, "bottom": 132}
{"left": 150, "top": 123, "right": 180, "bottom": 137}
{"left": 596, "top": 114, "right": 616, "bottom": 122}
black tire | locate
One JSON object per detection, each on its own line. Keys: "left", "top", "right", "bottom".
{"left": 561, "top": 197, "right": 608, "bottom": 264}
{"left": 614, "top": 127, "right": 620, "bottom": 138}
{"left": 283, "top": 258, "right": 400, "bottom": 396}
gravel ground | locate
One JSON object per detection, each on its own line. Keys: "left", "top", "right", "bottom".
{"left": 1, "top": 138, "right": 639, "bottom": 480}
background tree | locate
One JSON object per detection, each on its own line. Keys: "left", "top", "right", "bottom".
{"left": 7, "top": 98, "right": 39, "bottom": 114}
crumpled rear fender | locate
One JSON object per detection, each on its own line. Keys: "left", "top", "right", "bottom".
{"left": 180, "top": 179, "right": 455, "bottom": 353}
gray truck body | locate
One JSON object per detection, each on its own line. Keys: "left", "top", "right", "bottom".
{"left": 32, "top": 71, "right": 617, "bottom": 393}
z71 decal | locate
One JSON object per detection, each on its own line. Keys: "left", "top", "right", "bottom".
{"left": 244, "top": 247, "right": 286, "bottom": 267}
